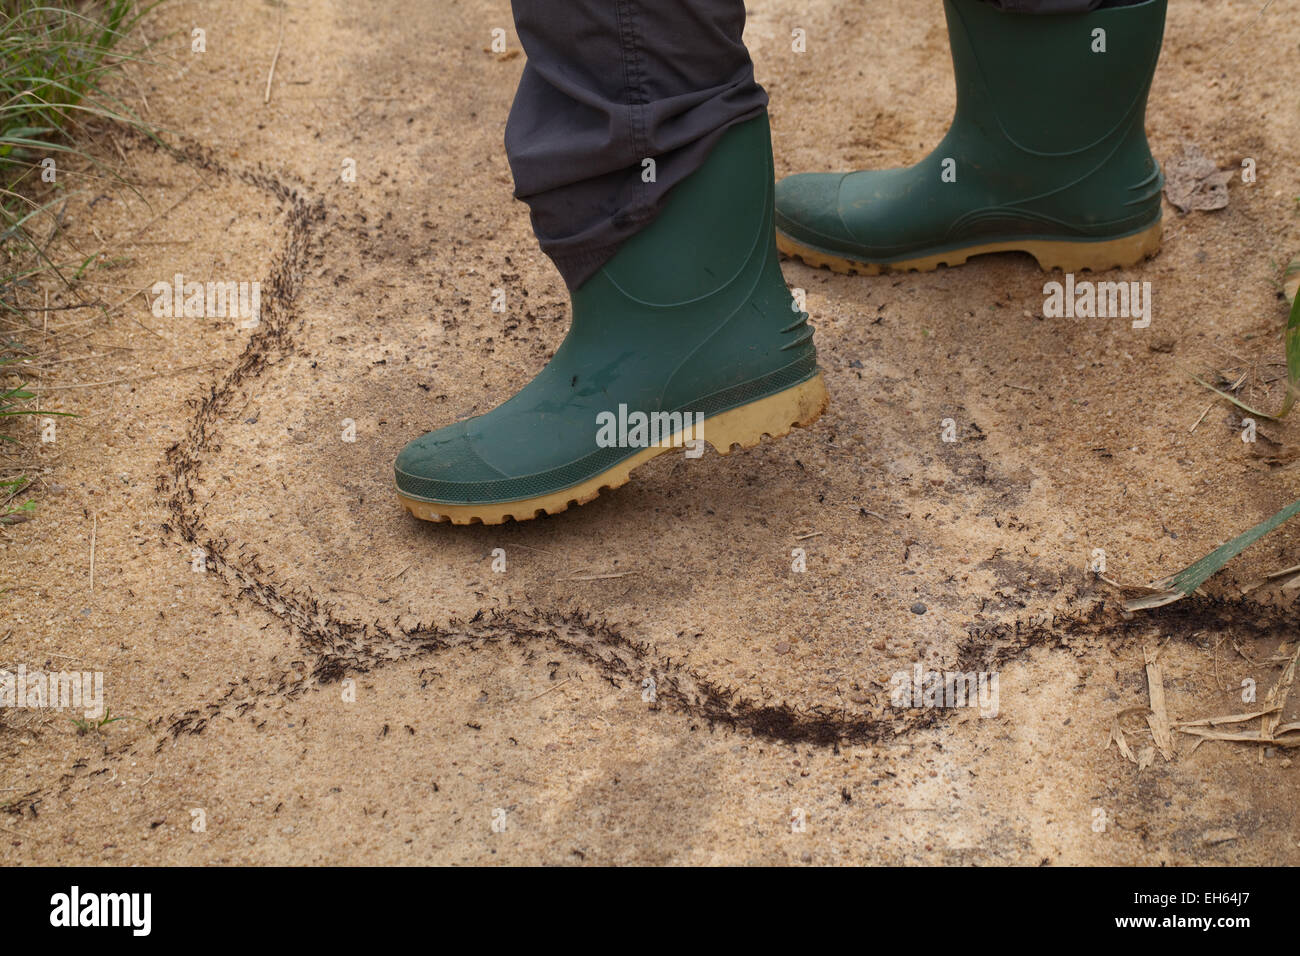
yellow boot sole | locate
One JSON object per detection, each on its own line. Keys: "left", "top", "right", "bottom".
{"left": 397, "top": 372, "right": 830, "bottom": 526}
{"left": 776, "top": 219, "right": 1162, "bottom": 275}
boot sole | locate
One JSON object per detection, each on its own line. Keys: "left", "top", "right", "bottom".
{"left": 776, "top": 219, "right": 1162, "bottom": 275}
{"left": 396, "top": 372, "right": 830, "bottom": 526}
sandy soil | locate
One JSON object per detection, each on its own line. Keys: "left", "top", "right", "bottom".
{"left": 1, "top": 0, "right": 1298, "bottom": 865}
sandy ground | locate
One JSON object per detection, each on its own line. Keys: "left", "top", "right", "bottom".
{"left": 1, "top": 0, "right": 1298, "bottom": 865}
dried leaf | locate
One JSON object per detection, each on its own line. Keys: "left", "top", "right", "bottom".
{"left": 1163, "top": 143, "right": 1233, "bottom": 212}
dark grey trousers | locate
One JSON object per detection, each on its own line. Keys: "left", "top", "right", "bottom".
{"left": 505, "top": 0, "right": 1115, "bottom": 290}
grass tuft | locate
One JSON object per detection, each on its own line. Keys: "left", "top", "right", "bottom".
{"left": 0, "top": 0, "right": 147, "bottom": 523}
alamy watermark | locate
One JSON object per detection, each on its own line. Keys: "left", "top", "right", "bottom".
{"left": 890, "top": 663, "right": 999, "bottom": 717}
{"left": 0, "top": 665, "right": 104, "bottom": 719}
{"left": 595, "top": 405, "right": 704, "bottom": 458}
{"left": 1043, "top": 273, "right": 1151, "bottom": 328}
{"left": 49, "top": 886, "right": 150, "bottom": 936}
{"left": 150, "top": 273, "right": 261, "bottom": 328}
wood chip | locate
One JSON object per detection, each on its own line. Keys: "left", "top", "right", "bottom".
{"left": 1261, "top": 641, "right": 1300, "bottom": 742}
{"left": 1144, "top": 646, "right": 1176, "bottom": 761}
{"left": 1107, "top": 707, "right": 1149, "bottom": 765}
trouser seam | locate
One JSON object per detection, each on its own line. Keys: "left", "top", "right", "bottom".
{"left": 616, "top": 0, "right": 648, "bottom": 183}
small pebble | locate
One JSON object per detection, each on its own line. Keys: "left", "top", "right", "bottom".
{"left": 910, "top": 602, "right": 927, "bottom": 615}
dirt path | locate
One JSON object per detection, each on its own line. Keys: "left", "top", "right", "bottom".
{"left": 1, "top": 0, "right": 1298, "bottom": 864}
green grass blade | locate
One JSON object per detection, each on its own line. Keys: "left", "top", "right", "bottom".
{"left": 1190, "top": 286, "right": 1300, "bottom": 420}
{"left": 1126, "top": 497, "right": 1300, "bottom": 611}
{"left": 1189, "top": 373, "right": 1277, "bottom": 421}
{"left": 1278, "top": 289, "right": 1300, "bottom": 418}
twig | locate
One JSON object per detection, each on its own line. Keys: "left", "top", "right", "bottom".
{"left": 1174, "top": 706, "right": 1279, "bottom": 728}
{"left": 528, "top": 677, "right": 570, "bottom": 701}
{"left": 89, "top": 513, "right": 97, "bottom": 592}
{"left": 1189, "top": 401, "right": 1212, "bottom": 432}
{"left": 510, "top": 543, "right": 557, "bottom": 557}
{"left": 264, "top": 12, "right": 286, "bottom": 105}
{"left": 38, "top": 362, "right": 218, "bottom": 390}
{"left": 1177, "top": 727, "right": 1300, "bottom": 746}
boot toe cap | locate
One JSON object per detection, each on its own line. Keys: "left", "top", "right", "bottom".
{"left": 775, "top": 172, "right": 854, "bottom": 249}
{"left": 394, "top": 420, "right": 510, "bottom": 500}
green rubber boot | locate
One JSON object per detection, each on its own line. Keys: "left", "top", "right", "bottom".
{"left": 775, "top": 0, "right": 1166, "bottom": 275}
{"left": 395, "top": 114, "right": 828, "bottom": 525}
